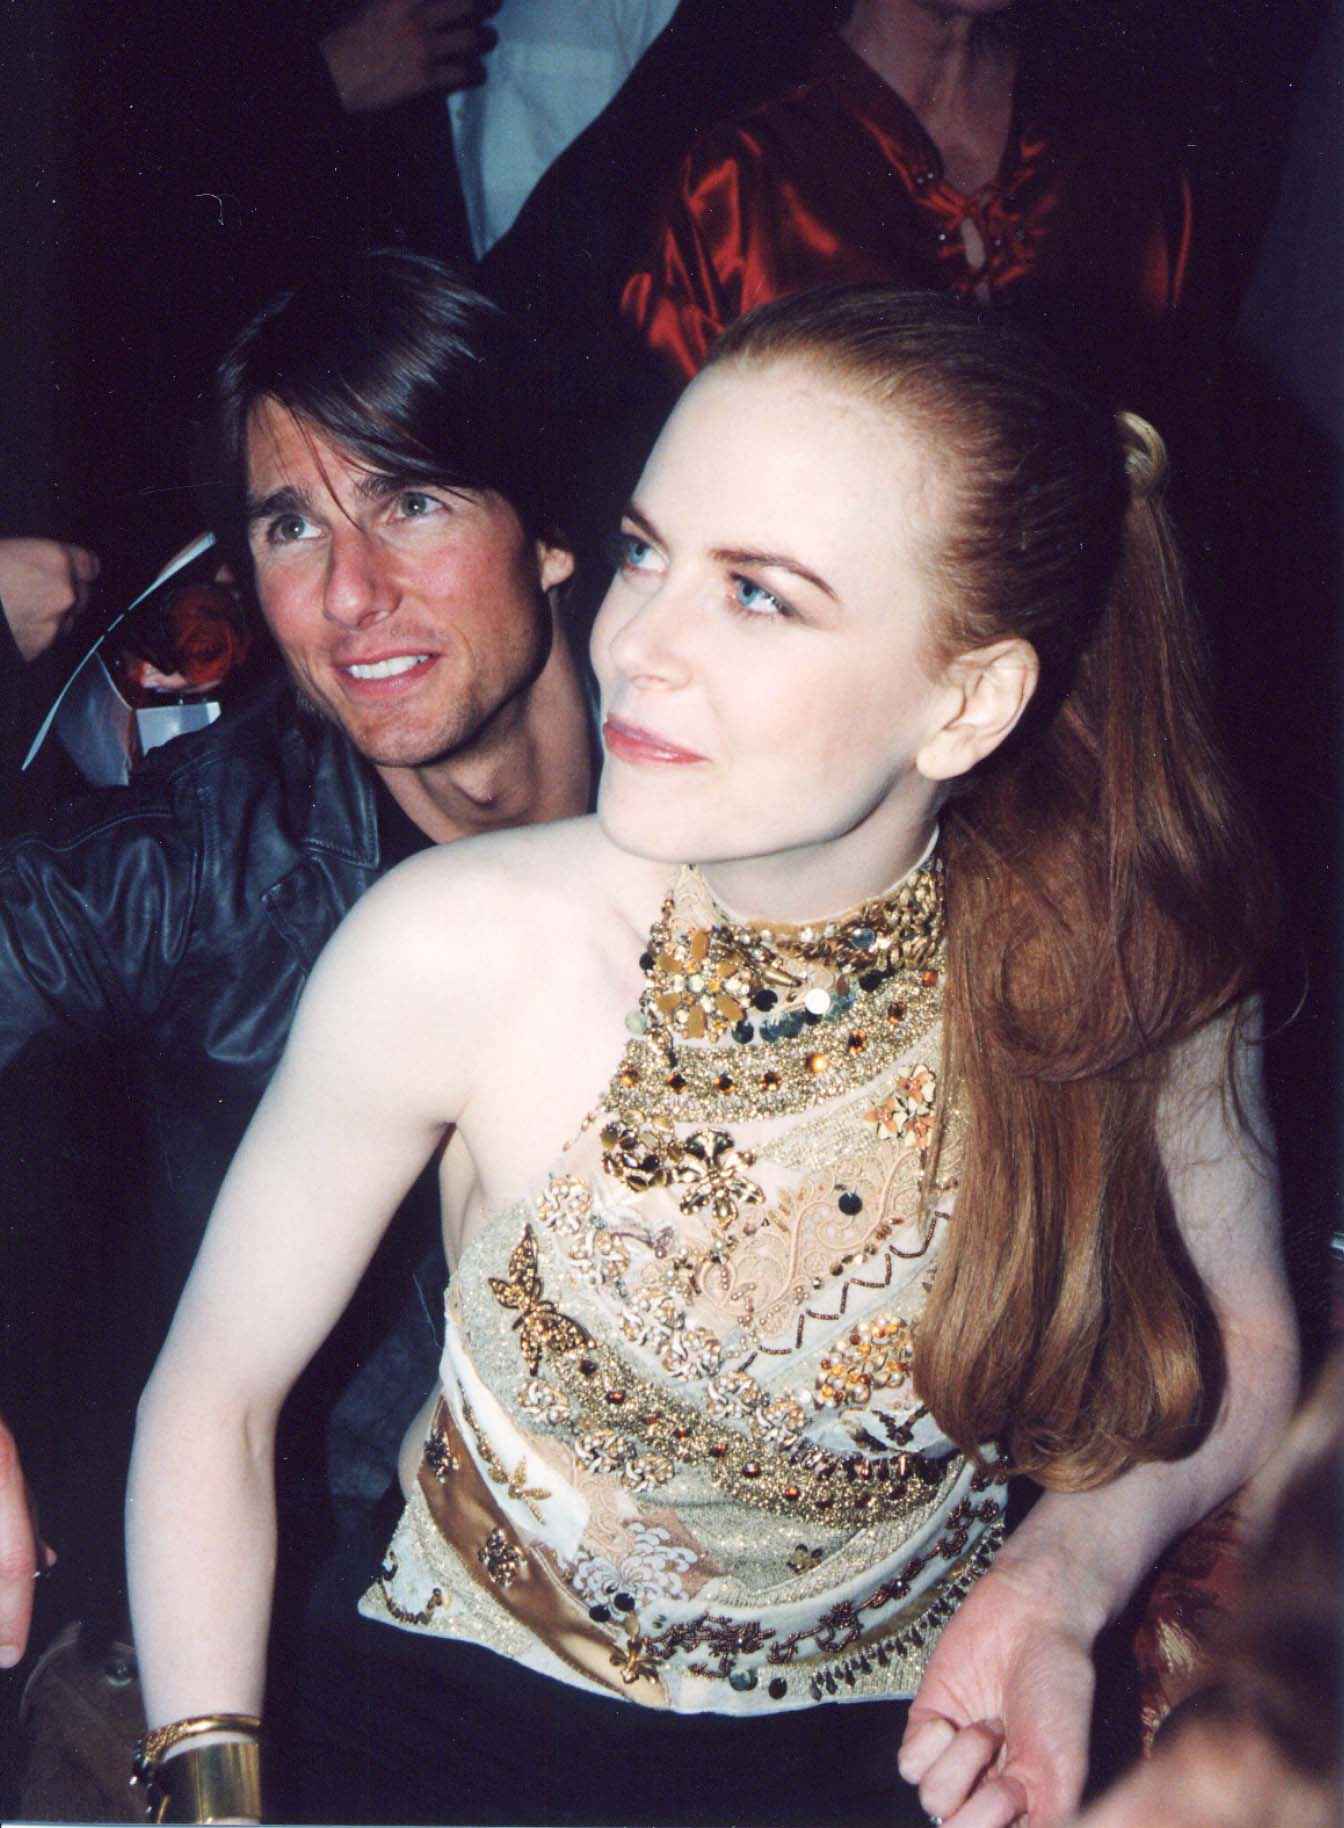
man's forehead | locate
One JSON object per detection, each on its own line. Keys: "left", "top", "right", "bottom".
{"left": 244, "top": 400, "right": 361, "bottom": 495}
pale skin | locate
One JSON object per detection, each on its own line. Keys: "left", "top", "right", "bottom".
{"left": 0, "top": 1419, "right": 55, "bottom": 1667}
{"left": 128, "top": 362, "right": 1297, "bottom": 1825}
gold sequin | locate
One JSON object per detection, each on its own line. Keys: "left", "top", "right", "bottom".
{"left": 814, "top": 1314, "right": 917, "bottom": 1409}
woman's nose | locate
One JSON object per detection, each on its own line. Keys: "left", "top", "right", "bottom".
{"left": 598, "top": 574, "right": 694, "bottom": 690}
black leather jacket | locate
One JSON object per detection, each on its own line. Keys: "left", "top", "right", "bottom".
{"left": 0, "top": 668, "right": 388, "bottom": 1325}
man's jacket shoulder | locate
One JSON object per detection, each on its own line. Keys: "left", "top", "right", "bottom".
{"left": 0, "top": 669, "right": 381, "bottom": 1058}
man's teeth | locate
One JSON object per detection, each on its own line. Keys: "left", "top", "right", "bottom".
{"left": 345, "top": 655, "right": 428, "bottom": 680}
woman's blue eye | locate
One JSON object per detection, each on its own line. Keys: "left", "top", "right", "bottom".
{"left": 731, "top": 576, "right": 789, "bottom": 619}
{"left": 612, "top": 530, "right": 661, "bottom": 573}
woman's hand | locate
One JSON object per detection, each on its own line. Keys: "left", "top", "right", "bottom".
{"left": 899, "top": 1558, "right": 1096, "bottom": 1828}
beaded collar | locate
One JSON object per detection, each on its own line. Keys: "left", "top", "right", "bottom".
{"left": 597, "top": 856, "right": 945, "bottom": 1231}
{"left": 613, "top": 854, "right": 944, "bottom": 1122}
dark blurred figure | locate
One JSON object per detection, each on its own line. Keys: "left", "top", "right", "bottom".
{"left": 1212, "top": 1, "right": 1344, "bottom": 1350}
{"left": 448, "top": 0, "right": 680, "bottom": 260}
{"left": 483, "top": 0, "right": 839, "bottom": 585}
{"left": 17, "top": 0, "right": 496, "bottom": 597}
{"left": 0, "top": 538, "right": 99, "bottom": 821}
{"left": 1075, "top": 1349, "right": 1343, "bottom": 1828}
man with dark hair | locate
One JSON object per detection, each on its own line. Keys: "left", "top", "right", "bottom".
{"left": 0, "top": 253, "right": 591, "bottom": 1687}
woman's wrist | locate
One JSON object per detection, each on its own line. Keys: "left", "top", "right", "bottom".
{"left": 990, "top": 1499, "right": 1129, "bottom": 1646}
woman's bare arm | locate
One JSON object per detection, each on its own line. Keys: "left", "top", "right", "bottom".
{"left": 900, "top": 1002, "right": 1299, "bottom": 1828}
{"left": 127, "top": 851, "right": 484, "bottom": 1727}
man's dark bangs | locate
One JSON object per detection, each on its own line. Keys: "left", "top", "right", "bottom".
{"left": 272, "top": 326, "right": 531, "bottom": 511}
{"left": 216, "top": 253, "right": 555, "bottom": 565}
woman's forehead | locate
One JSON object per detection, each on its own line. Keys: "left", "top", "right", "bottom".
{"left": 642, "top": 358, "right": 940, "bottom": 555}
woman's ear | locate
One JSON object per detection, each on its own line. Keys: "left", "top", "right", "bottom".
{"left": 916, "top": 638, "right": 1039, "bottom": 781}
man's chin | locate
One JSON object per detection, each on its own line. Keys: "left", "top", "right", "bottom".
{"left": 290, "top": 687, "right": 468, "bottom": 771}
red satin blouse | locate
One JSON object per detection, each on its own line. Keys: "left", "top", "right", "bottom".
{"left": 622, "top": 32, "right": 1191, "bottom": 384}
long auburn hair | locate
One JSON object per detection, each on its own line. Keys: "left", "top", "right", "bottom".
{"left": 709, "top": 287, "right": 1278, "bottom": 1488}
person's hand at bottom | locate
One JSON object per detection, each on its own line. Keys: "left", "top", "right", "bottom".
{"left": 898, "top": 1560, "right": 1095, "bottom": 1827}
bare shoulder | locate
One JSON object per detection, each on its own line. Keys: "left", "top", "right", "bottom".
{"left": 323, "top": 814, "right": 662, "bottom": 1004}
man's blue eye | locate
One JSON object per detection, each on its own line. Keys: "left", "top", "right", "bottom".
{"left": 398, "top": 492, "right": 438, "bottom": 518}
{"left": 269, "top": 514, "right": 314, "bottom": 545}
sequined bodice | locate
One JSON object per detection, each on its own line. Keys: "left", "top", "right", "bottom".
{"left": 364, "top": 858, "right": 1006, "bottom": 1713}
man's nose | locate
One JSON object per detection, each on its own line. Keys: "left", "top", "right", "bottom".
{"left": 322, "top": 526, "right": 395, "bottom": 629}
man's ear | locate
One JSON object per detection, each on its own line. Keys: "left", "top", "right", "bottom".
{"left": 539, "top": 541, "right": 576, "bottom": 591}
{"left": 916, "top": 638, "right": 1039, "bottom": 781}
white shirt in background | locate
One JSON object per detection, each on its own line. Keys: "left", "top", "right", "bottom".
{"left": 449, "top": 0, "right": 680, "bottom": 257}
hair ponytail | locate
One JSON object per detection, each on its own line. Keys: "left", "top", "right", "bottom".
{"left": 922, "top": 425, "right": 1272, "bottom": 1488}
{"left": 712, "top": 289, "right": 1278, "bottom": 1487}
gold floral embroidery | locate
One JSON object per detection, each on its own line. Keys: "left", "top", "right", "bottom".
{"left": 456, "top": 1395, "right": 552, "bottom": 1522}
{"left": 814, "top": 1314, "right": 918, "bottom": 1410}
{"left": 547, "top": 1338, "right": 950, "bottom": 1526}
{"left": 488, "top": 1224, "right": 592, "bottom": 1374}
{"left": 864, "top": 1066, "right": 938, "bottom": 1153}
{"left": 610, "top": 1613, "right": 662, "bottom": 1686}
{"left": 605, "top": 862, "right": 945, "bottom": 1131}
{"left": 424, "top": 1430, "right": 458, "bottom": 1483}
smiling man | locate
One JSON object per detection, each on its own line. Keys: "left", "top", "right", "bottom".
{"left": 0, "top": 254, "right": 591, "bottom": 1693}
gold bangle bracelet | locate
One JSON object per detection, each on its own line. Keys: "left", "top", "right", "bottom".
{"left": 137, "top": 1715, "right": 263, "bottom": 1767}
{"left": 131, "top": 1718, "right": 263, "bottom": 1824}
{"left": 159, "top": 1739, "right": 263, "bottom": 1824}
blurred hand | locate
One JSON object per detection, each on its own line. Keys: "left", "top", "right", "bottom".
{"left": 898, "top": 1560, "right": 1096, "bottom": 1828}
{"left": 320, "top": 0, "right": 497, "bottom": 112}
{"left": 0, "top": 538, "right": 100, "bottom": 662}
{"left": 0, "top": 1413, "right": 55, "bottom": 1667}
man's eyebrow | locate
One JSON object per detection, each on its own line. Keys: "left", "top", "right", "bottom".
{"left": 245, "top": 483, "right": 310, "bottom": 523}
{"left": 354, "top": 471, "right": 467, "bottom": 502}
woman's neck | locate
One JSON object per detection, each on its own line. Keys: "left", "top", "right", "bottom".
{"left": 841, "top": 0, "right": 1016, "bottom": 191}
{"left": 698, "top": 815, "right": 940, "bottom": 927}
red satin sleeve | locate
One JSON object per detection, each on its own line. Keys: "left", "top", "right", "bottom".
{"left": 621, "top": 144, "right": 747, "bottom": 382}
{"left": 621, "top": 120, "right": 928, "bottom": 385}
{"left": 620, "top": 43, "right": 1193, "bottom": 388}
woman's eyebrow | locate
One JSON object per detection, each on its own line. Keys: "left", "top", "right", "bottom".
{"left": 621, "top": 501, "right": 661, "bottom": 542}
{"left": 711, "top": 544, "right": 838, "bottom": 600}
{"left": 623, "top": 502, "right": 839, "bottom": 600}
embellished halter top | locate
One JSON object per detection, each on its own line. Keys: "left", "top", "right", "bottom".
{"left": 362, "top": 850, "right": 1006, "bottom": 1714}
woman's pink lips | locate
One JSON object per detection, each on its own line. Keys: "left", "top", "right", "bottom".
{"left": 603, "top": 715, "right": 707, "bottom": 765}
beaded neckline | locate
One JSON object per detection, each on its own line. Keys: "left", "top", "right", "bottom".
{"left": 606, "top": 854, "right": 945, "bottom": 1131}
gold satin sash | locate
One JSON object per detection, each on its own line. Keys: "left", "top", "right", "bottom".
{"left": 415, "top": 1399, "right": 670, "bottom": 1709}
